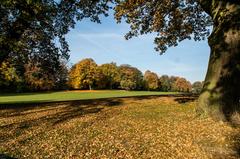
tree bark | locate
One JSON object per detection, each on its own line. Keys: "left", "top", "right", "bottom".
{"left": 198, "top": 1, "right": 240, "bottom": 123}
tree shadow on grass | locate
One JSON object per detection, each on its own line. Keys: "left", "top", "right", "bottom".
{"left": 0, "top": 98, "right": 124, "bottom": 126}
{"left": 0, "top": 97, "right": 126, "bottom": 146}
{"left": 0, "top": 154, "right": 17, "bottom": 159}
{"left": 0, "top": 94, "right": 186, "bottom": 131}
{"left": 119, "top": 93, "right": 195, "bottom": 102}
{"left": 0, "top": 97, "right": 123, "bottom": 110}
{"left": 0, "top": 94, "right": 195, "bottom": 122}
{"left": 174, "top": 96, "right": 198, "bottom": 104}
{"left": 0, "top": 91, "right": 56, "bottom": 97}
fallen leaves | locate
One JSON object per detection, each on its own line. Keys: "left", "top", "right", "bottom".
{"left": 0, "top": 96, "right": 239, "bottom": 158}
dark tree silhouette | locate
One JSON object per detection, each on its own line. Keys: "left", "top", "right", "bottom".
{"left": 0, "top": 0, "right": 111, "bottom": 62}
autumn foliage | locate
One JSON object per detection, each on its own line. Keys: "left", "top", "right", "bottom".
{"left": 144, "top": 70, "right": 159, "bottom": 91}
{"left": 0, "top": 57, "right": 200, "bottom": 93}
{"left": 68, "top": 58, "right": 196, "bottom": 92}
{"left": 68, "top": 58, "right": 100, "bottom": 90}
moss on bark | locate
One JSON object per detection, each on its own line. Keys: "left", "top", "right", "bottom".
{"left": 198, "top": 1, "right": 240, "bottom": 124}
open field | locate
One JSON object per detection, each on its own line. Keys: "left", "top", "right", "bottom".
{"left": 0, "top": 95, "right": 239, "bottom": 158}
{"left": 0, "top": 90, "right": 178, "bottom": 104}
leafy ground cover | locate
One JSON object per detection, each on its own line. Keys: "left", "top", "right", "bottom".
{"left": 0, "top": 95, "right": 239, "bottom": 158}
{"left": 0, "top": 90, "right": 178, "bottom": 104}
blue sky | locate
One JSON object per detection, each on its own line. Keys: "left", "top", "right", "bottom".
{"left": 66, "top": 13, "right": 210, "bottom": 83}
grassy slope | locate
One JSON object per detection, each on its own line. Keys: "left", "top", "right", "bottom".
{"left": 0, "top": 96, "right": 239, "bottom": 158}
{"left": 0, "top": 90, "right": 178, "bottom": 104}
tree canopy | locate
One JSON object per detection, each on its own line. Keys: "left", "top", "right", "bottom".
{"left": 159, "top": 75, "right": 171, "bottom": 92}
{"left": 143, "top": 70, "right": 159, "bottom": 90}
{"left": 99, "top": 63, "right": 120, "bottom": 89}
{"left": 172, "top": 77, "right": 192, "bottom": 92}
{"left": 0, "top": 0, "right": 111, "bottom": 91}
{"left": 114, "top": 0, "right": 212, "bottom": 53}
{"left": 69, "top": 58, "right": 100, "bottom": 90}
{"left": 0, "top": 0, "right": 111, "bottom": 62}
{"left": 192, "top": 81, "right": 203, "bottom": 94}
{"left": 119, "top": 64, "right": 143, "bottom": 90}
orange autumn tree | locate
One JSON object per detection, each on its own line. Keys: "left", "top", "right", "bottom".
{"left": 144, "top": 70, "right": 159, "bottom": 91}
{"left": 172, "top": 77, "right": 192, "bottom": 93}
{"left": 69, "top": 58, "right": 100, "bottom": 90}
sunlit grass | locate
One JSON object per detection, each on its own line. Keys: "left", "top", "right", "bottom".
{"left": 0, "top": 90, "right": 179, "bottom": 104}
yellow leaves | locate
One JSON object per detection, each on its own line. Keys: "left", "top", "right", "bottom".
{"left": 0, "top": 61, "right": 20, "bottom": 84}
{"left": 68, "top": 58, "right": 99, "bottom": 89}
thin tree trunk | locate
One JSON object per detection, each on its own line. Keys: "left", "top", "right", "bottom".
{"left": 198, "top": 1, "right": 240, "bottom": 123}
{"left": 110, "top": 81, "right": 113, "bottom": 90}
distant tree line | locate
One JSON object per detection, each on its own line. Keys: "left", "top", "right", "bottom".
{"left": 0, "top": 58, "right": 203, "bottom": 93}
{"left": 0, "top": 58, "right": 68, "bottom": 92}
{"left": 68, "top": 58, "right": 203, "bottom": 93}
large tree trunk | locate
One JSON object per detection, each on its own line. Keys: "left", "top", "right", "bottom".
{"left": 198, "top": 1, "right": 240, "bottom": 123}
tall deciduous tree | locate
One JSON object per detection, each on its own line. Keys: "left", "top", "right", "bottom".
{"left": 69, "top": 58, "right": 99, "bottom": 90}
{"left": 99, "top": 62, "right": 120, "bottom": 89}
{"left": 119, "top": 64, "right": 143, "bottom": 90}
{"left": 24, "top": 61, "right": 55, "bottom": 91}
{"left": 169, "top": 76, "right": 178, "bottom": 92}
{"left": 159, "top": 75, "right": 171, "bottom": 92}
{"left": 0, "top": 0, "right": 111, "bottom": 92}
{"left": 144, "top": 70, "right": 159, "bottom": 90}
{"left": 172, "top": 77, "right": 192, "bottom": 93}
{"left": 114, "top": 0, "right": 240, "bottom": 120}
{"left": 192, "top": 81, "right": 203, "bottom": 94}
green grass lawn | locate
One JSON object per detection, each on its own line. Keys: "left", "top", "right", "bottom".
{"left": 0, "top": 90, "right": 179, "bottom": 104}
{"left": 0, "top": 96, "right": 239, "bottom": 158}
